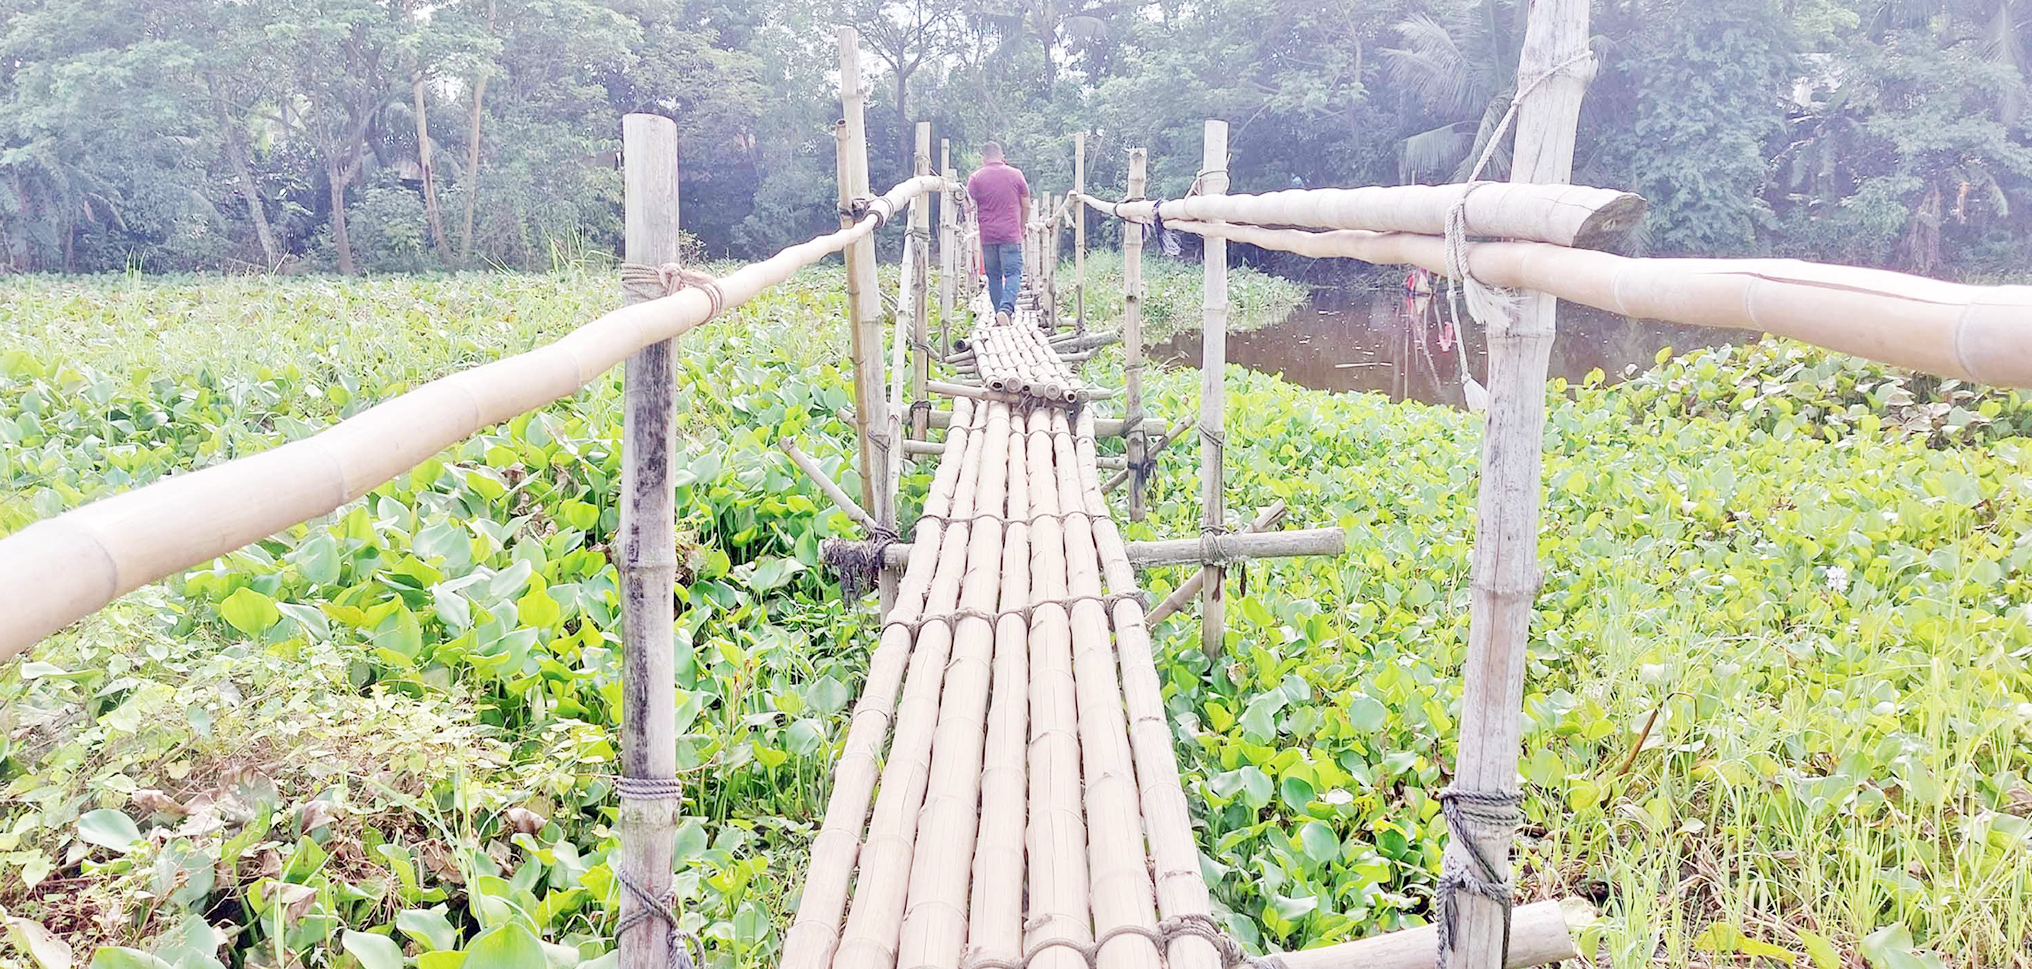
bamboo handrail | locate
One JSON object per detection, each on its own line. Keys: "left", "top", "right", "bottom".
{"left": 0, "top": 173, "right": 948, "bottom": 661}
{"left": 1075, "top": 181, "right": 1644, "bottom": 249}
{"left": 1157, "top": 218, "right": 2032, "bottom": 389}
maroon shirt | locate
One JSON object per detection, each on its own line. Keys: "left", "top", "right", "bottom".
{"left": 967, "top": 160, "right": 1030, "bottom": 245}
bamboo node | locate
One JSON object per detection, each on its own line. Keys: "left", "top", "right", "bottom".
{"left": 1435, "top": 785, "right": 1526, "bottom": 969}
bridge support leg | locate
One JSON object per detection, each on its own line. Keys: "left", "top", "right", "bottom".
{"left": 910, "top": 122, "right": 932, "bottom": 441}
{"left": 833, "top": 26, "right": 896, "bottom": 612}
{"left": 616, "top": 112, "right": 680, "bottom": 969}
{"left": 1197, "top": 119, "right": 1229, "bottom": 658}
{"left": 1122, "top": 148, "right": 1149, "bottom": 522}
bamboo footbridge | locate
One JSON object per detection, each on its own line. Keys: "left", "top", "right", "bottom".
{"left": 6, "top": 12, "right": 2032, "bottom": 969}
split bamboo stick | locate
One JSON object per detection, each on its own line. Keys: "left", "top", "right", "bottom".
{"left": 617, "top": 113, "right": 680, "bottom": 969}
{"left": 1070, "top": 407, "right": 1219, "bottom": 969}
{"left": 1047, "top": 407, "right": 1163, "bottom": 969}
{"left": 1153, "top": 217, "right": 2032, "bottom": 389}
{"left": 1144, "top": 500, "right": 1285, "bottom": 625}
{"left": 779, "top": 439, "right": 881, "bottom": 533}
{"left": 1199, "top": 120, "right": 1229, "bottom": 658}
{"left": 894, "top": 401, "right": 1013, "bottom": 968}
{"left": 1021, "top": 406, "right": 1095, "bottom": 969}
{"left": 1075, "top": 181, "right": 1642, "bottom": 250}
{"left": 0, "top": 172, "right": 946, "bottom": 660}
{"left": 1123, "top": 149, "right": 1150, "bottom": 522}
{"left": 965, "top": 403, "right": 1032, "bottom": 964}
{"left": 782, "top": 397, "right": 981, "bottom": 969}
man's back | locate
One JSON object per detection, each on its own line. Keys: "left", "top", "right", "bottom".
{"left": 968, "top": 161, "right": 1028, "bottom": 245}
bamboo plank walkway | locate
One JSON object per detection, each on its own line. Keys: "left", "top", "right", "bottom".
{"left": 785, "top": 293, "right": 1224, "bottom": 969}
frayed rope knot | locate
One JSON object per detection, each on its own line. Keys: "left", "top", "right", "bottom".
{"left": 620, "top": 261, "right": 726, "bottom": 319}
{"left": 820, "top": 527, "right": 901, "bottom": 599}
{"left": 614, "top": 863, "right": 704, "bottom": 969}
{"left": 1435, "top": 785, "right": 1525, "bottom": 969}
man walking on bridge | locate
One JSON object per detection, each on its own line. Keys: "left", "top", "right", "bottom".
{"left": 967, "top": 141, "right": 1031, "bottom": 326}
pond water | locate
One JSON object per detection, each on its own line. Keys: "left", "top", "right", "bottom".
{"left": 1154, "top": 289, "right": 1745, "bottom": 408}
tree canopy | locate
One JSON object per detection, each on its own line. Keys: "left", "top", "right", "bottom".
{"left": 3, "top": 0, "right": 2030, "bottom": 278}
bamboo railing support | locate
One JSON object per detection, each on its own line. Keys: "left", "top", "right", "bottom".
{"left": 1198, "top": 119, "right": 1229, "bottom": 658}
{"left": 1280, "top": 899, "right": 1593, "bottom": 969}
{"left": 1447, "top": 3, "right": 1590, "bottom": 967}
{"left": 616, "top": 112, "right": 680, "bottom": 969}
{"left": 834, "top": 27, "right": 890, "bottom": 538}
{"left": 0, "top": 173, "right": 944, "bottom": 659}
{"left": 1074, "top": 132, "right": 1087, "bottom": 333}
{"left": 910, "top": 122, "right": 933, "bottom": 440}
{"left": 780, "top": 440, "right": 881, "bottom": 533}
{"left": 1144, "top": 500, "right": 1286, "bottom": 625}
{"left": 1123, "top": 148, "right": 1150, "bottom": 522}
{"left": 939, "top": 139, "right": 956, "bottom": 359}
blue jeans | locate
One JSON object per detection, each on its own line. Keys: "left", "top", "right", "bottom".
{"left": 983, "top": 242, "right": 1022, "bottom": 316}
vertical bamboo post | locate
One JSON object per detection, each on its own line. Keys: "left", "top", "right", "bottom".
{"left": 910, "top": 122, "right": 933, "bottom": 439}
{"left": 833, "top": 27, "right": 890, "bottom": 534}
{"left": 1197, "top": 120, "right": 1229, "bottom": 658}
{"left": 617, "top": 112, "right": 679, "bottom": 969}
{"left": 939, "top": 138, "right": 955, "bottom": 358}
{"left": 1445, "top": 1, "right": 1591, "bottom": 967}
{"left": 1074, "top": 132, "right": 1086, "bottom": 334}
{"left": 1122, "top": 149, "right": 1149, "bottom": 523}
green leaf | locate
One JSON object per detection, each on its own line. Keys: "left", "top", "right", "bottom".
{"left": 462, "top": 923, "right": 546, "bottom": 969}
{"left": 5, "top": 916, "right": 73, "bottom": 969}
{"left": 218, "top": 587, "right": 280, "bottom": 637}
{"left": 517, "top": 581, "right": 561, "bottom": 629}
{"left": 1297, "top": 821, "right": 1340, "bottom": 866}
{"left": 1796, "top": 929, "right": 1842, "bottom": 969}
{"left": 341, "top": 930, "right": 405, "bottom": 969}
{"left": 1279, "top": 775, "right": 1316, "bottom": 813}
{"left": 398, "top": 907, "right": 460, "bottom": 952}
{"left": 87, "top": 950, "right": 173, "bottom": 969}
{"left": 76, "top": 809, "right": 142, "bottom": 854}
{"left": 296, "top": 533, "right": 341, "bottom": 585}
{"left": 417, "top": 954, "right": 468, "bottom": 969}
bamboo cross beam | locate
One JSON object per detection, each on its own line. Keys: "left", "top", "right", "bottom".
{"left": 779, "top": 440, "right": 881, "bottom": 533}
{"left": 850, "top": 408, "right": 1175, "bottom": 439}
{"left": 1075, "top": 181, "right": 1643, "bottom": 250}
{"left": 871, "top": 526, "right": 1345, "bottom": 570}
{"left": 1101, "top": 417, "right": 1196, "bottom": 494}
{"left": 1144, "top": 500, "right": 1284, "bottom": 624}
{"left": 1280, "top": 899, "right": 1592, "bottom": 969}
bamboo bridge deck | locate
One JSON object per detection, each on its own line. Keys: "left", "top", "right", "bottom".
{"left": 785, "top": 296, "right": 1223, "bottom": 969}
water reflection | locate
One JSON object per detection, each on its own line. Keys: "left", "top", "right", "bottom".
{"left": 1154, "top": 288, "right": 1746, "bottom": 408}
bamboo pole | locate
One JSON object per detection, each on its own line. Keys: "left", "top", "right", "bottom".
{"left": 1075, "top": 132, "right": 1087, "bottom": 334}
{"left": 872, "top": 526, "right": 1340, "bottom": 570}
{"left": 893, "top": 401, "right": 1011, "bottom": 969}
{"left": 1153, "top": 218, "right": 2032, "bottom": 390}
{"left": 0, "top": 173, "right": 945, "bottom": 659}
{"left": 1281, "top": 899, "right": 1592, "bottom": 969}
{"left": 1123, "top": 149, "right": 1150, "bottom": 522}
{"left": 851, "top": 407, "right": 1169, "bottom": 439}
{"left": 1198, "top": 120, "right": 1229, "bottom": 658}
{"left": 911, "top": 122, "right": 933, "bottom": 440}
{"left": 1074, "top": 181, "right": 1642, "bottom": 250}
{"left": 835, "top": 27, "right": 890, "bottom": 532}
{"left": 616, "top": 113, "right": 679, "bottom": 969}
{"left": 780, "top": 439, "right": 881, "bottom": 533}
{"left": 1448, "top": 3, "right": 1589, "bottom": 967}
{"left": 939, "top": 139, "right": 956, "bottom": 361}
{"left": 1021, "top": 406, "right": 1096, "bottom": 969}
{"left": 1049, "top": 407, "right": 1162, "bottom": 969}
{"left": 785, "top": 397, "right": 982, "bottom": 969}
{"left": 965, "top": 402, "right": 1031, "bottom": 963}
{"left": 1070, "top": 407, "right": 1223, "bottom": 969}
{"left": 1143, "top": 499, "right": 1284, "bottom": 625}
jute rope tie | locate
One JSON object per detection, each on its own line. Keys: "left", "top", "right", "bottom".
{"left": 620, "top": 262, "right": 725, "bottom": 319}
{"left": 611, "top": 776, "right": 703, "bottom": 969}
{"left": 820, "top": 527, "right": 901, "bottom": 598}
{"left": 1434, "top": 786, "right": 1526, "bottom": 969}
{"left": 960, "top": 914, "right": 1281, "bottom": 969}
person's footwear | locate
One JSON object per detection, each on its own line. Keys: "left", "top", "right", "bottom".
{"left": 995, "top": 310, "right": 1011, "bottom": 326}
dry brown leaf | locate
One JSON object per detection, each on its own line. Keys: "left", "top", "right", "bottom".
{"left": 502, "top": 807, "right": 547, "bottom": 836}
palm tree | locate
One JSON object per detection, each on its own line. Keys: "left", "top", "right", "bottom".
{"left": 1381, "top": 0, "right": 1526, "bottom": 184}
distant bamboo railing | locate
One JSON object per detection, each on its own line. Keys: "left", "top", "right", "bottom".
{"left": 0, "top": 173, "right": 949, "bottom": 660}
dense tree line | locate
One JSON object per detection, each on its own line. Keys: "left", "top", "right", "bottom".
{"left": 3, "top": 0, "right": 2029, "bottom": 279}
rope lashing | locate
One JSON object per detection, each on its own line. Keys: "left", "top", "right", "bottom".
{"left": 612, "top": 773, "right": 703, "bottom": 969}
{"left": 819, "top": 527, "right": 901, "bottom": 598}
{"left": 619, "top": 261, "right": 726, "bottom": 319}
{"left": 1109, "top": 195, "right": 1153, "bottom": 224}
{"left": 959, "top": 914, "right": 1284, "bottom": 969}
{"left": 1434, "top": 786, "right": 1526, "bottom": 969}
{"left": 908, "top": 399, "right": 934, "bottom": 425}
